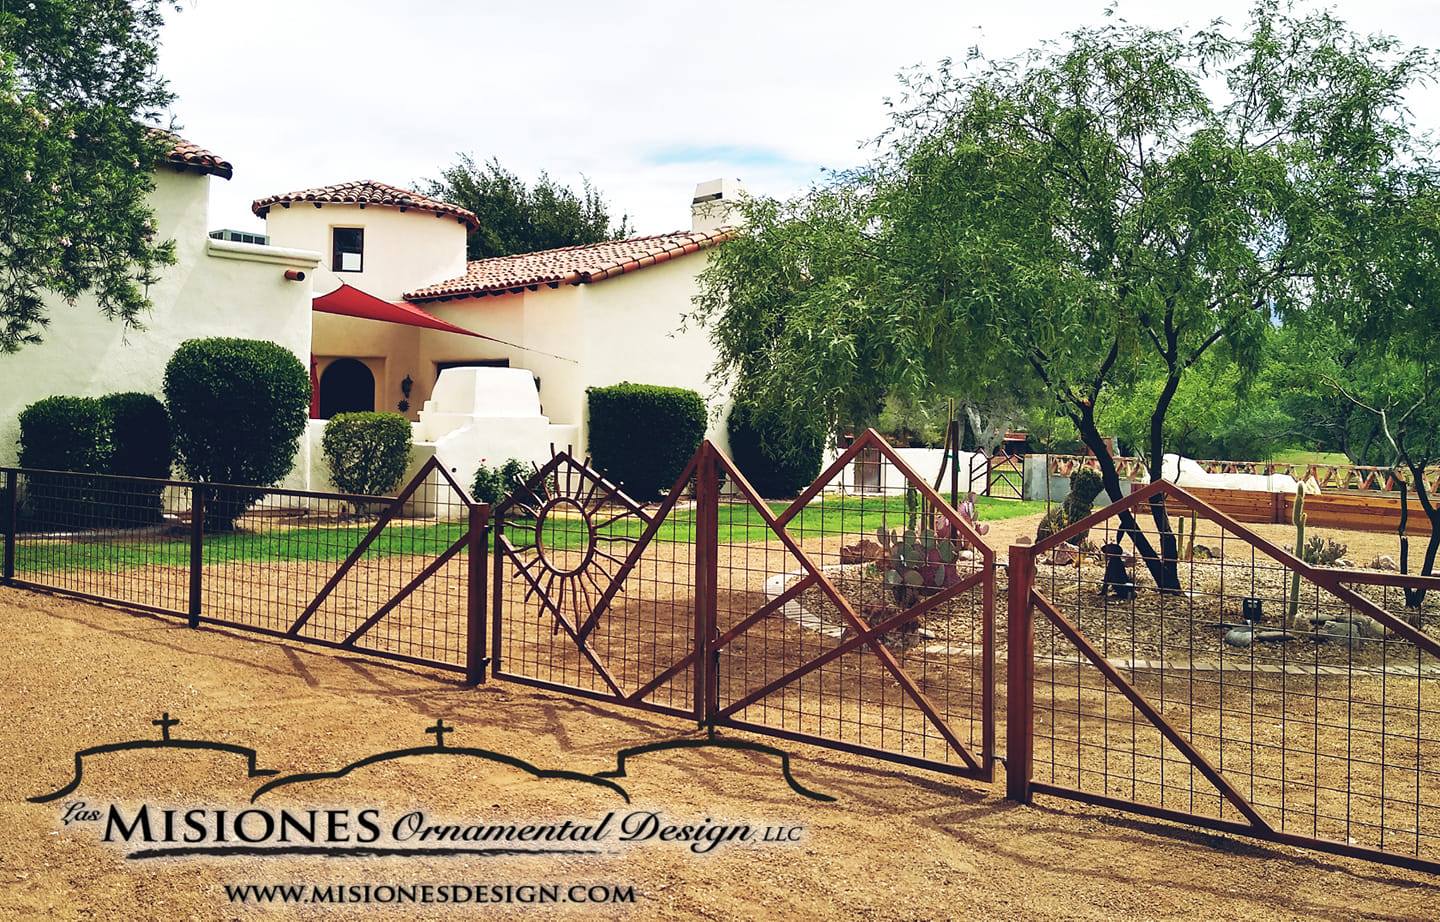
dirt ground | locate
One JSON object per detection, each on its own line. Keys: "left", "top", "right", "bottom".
{"left": 3, "top": 587, "right": 1440, "bottom": 920}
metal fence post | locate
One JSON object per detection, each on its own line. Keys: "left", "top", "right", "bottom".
{"left": 693, "top": 443, "right": 720, "bottom": 726}
{"left": 466, "top": 503, "right": 490, "bottom": 685}
{"left": 1005, "top": 542, "right": 1036, "bottom": 803}
{"left": 3, "top": 470, "right": 16, "bottom": 584}
{"left": 188, "top": 485, "right": 204, "bottom": 628}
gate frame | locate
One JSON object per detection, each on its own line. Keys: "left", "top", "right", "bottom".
{"left": 489, "top": 431, "right": 997, "bottom": 780}
{"left": 1006, "top": 478, "right": 1440, "bottom": 876}
{"left": 0, "top": 458, "right": 489, "bottom": 681}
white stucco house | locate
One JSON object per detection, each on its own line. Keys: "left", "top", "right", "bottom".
{"left": 1, "top": 133, "right": 740, "bottom": 494}
{"left": 0, "top": 136, "right": 322, "bottom": 486}
{"left": 254, "top": 176, "right": 740, "bottom": 481}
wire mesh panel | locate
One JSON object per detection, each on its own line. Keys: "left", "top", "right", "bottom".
{"left": 490, "top": 451, "right": 699, "bottom": 718}
{"left": 1, "top": 461, "right": 482, "bottom": 675}
{"left": 712, "top": 430, "right": 994, "bottom": 779}
{"left": 1012, "top": 481, "right": 1440, "bottom": 873}
{"left": 8, "top": 469, "right": 191, "bottom": 615}
{"left": 206, "top": 460, "right": 476, "bottom": 671}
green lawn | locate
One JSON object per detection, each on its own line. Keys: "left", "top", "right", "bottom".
{"left": 1267, "top": 449, "right": 1354, "bottom": 466}
{"left": 14, "top": 494, "right": 1044, "bottom": 575}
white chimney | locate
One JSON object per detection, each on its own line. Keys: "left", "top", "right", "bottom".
{"left": 691, "top": 178, "right": 746, "bottom": 234}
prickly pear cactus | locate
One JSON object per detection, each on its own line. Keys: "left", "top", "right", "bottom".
{"left": 877, "top": 523, "right": 960, "bottom": 607}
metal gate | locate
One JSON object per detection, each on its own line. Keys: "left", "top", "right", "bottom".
{"left": 1006, "top": 480, "right": 1440, "bottom": 875}
{"left": 490, "top": 431, "right": 996, "bottom": 778}
{"left": 3, "top": 457, "right": 487, "bottom": 678}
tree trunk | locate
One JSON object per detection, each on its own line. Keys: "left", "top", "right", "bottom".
{"left": 1074, "top": 403, "right": 1171, "bottom": 590}
{"left": 962, "top": 405, "right": 1003, "bottom": 456}
{"left": 1145, "top": 372, "right": 1184, "bottom": 593}
{"left": 1403, "top": 465, "right": 1440, "bottom": 609}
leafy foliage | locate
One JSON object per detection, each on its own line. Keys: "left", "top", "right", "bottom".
{"left": 164, "top": 338, "right": 310, "bottom": 529}
{"left": 419, "top": 155, "right": 632, "bottom": 259}
{"left": 471, "top": 458, "right": 527, "bottom": 506}
{"left": 726, "top": 394, "right": 824, "bottom": 498}
{"left": 321, "top": 412, "right": 412, "bottom": 500}
{"left": 17, "top": 395, "right": 112, "bottom": 474}
{"left": 100, "top": 391, "right": 171, "bottom": 479}
{"left": 16, "top": 395, "right": 112, "bottom": 527}
{"left": 99, "top": 391, "right": 172, "bottom": 522}
{"left": 587, "top": 383, "right": 706, "bottom": 502}
{"left": 694, "top": 4, "right": 1434, "bottom": 590}
{"left": 0, "top": 0, "right": 179, "bottom": 351}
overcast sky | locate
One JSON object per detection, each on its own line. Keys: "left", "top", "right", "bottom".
{"left": 157, "top": 1, "right": 1440, "bottom": 236}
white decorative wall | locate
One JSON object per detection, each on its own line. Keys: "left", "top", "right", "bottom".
{"left": 0, "top": 169, "right": 320, "bottom": 487}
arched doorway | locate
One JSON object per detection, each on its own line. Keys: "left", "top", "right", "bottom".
{"left": 317, "top": 358, "right": 376, "bottom": 418}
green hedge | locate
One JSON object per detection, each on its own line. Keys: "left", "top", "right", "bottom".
{"left": 587, "top": 383, "right": 706, "bottom": 501}
{"left": 726, "top": 397, "right": 824, "bottom": 498}
{"left": 15, "top": 393, "right": 175, "bottom": 528}
{"left": 164, "top": 338, "right": 310, "bottom": 529}
{"left": 100, "top": 392, "right": 173, "bottom": 523}
{"left": 16, "top": 396, "right": 113, "bottom": 527}
{"left": 321, "top": 412, "right": 413, "bottom": 500}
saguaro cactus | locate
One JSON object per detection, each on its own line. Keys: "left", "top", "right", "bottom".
{"left": 1288, "top": 483, "right": 1306, "bottom": 629}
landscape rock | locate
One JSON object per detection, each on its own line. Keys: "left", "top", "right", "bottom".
{"left": 1223, "top": 626, "right": 1254, "bottom": 648}
{"left": 1321, "top": 620, "right": 1363, "bottom": 647}
{"left": 1368, "top": 554, "right": 1398, "bottom": 571}
{"left": 839, "top": 540, "right": 883, "bottom": 566}
{"left": 1356, "top": 616, "right": 1388, "bottom": 639}
{"left": 1047, "top": 544, "right": 1079, "bottom": 567}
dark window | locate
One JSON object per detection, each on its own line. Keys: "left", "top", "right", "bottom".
{"left": 332, "top": 227, "right": 364, "bottom": 272}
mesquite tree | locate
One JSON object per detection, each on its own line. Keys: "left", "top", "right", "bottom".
{"left": 694, "top": 3, "right": 1434, "bottom": 591}
{"left": 0, "top": 0, "right": 179, "bottom": 351}
{"left": 1303, "top": 170, "right": 1440, "bottom": 605}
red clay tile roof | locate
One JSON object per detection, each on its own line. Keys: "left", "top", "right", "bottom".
{"left": 251, "top": 180, "right": 479, "bottom": 229}
{"left": 403, "top": 229, "right": 734, "bottom": 302}
{"left": 157, "top": 132, "right": 233, "bottom": 179}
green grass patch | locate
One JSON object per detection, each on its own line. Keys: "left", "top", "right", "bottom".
{"left": 14, "top": 494, "right": 1046, "bottom": 575}
{"left": 1267, "top": 448, "right": 1354, "bottom": 466}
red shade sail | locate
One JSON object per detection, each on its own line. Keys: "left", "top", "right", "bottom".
{"left": 313, "top": 282, "right": 483, "bottom": 337}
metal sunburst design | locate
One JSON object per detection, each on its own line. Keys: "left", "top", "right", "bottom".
{"left": 495, "top": 451, "right": 651, "bottom": 635}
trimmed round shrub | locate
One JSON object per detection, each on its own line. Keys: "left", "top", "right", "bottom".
{"left": 322, "top": 412, "right": 413, "bottom": 501}
{"left": 100, "top": 392, "right": 173, "bottom": 524}
{"left": 16, "top": 396, "right": 113, "bottom": 527}
{"left": 164, "top": 338, "right": 310, "bottom": 529}
{"left": 726, "top": 397, "right": 824, "bottom": 498}
{"left": 587, "top": 383, "right": 706, "bottom": 501}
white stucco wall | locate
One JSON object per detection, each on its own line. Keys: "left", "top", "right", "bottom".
{"left": 267, "top": 199, "right": 471, "bottom": 423}
{"left": 0, "top": 169, "right": 320, "bottom": 484}
{"left": 415, "top": 251, "right": 731, "bottom": 468}
{"left": 262, "top": 201, "right": 468, "bottom": 302}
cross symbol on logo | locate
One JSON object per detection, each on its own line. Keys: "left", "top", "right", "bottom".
{"left": 152, "top": 712, "right": 180, "bottom": 741}
{"left": 425, "top": 719, "right": 452, "bottom": 748}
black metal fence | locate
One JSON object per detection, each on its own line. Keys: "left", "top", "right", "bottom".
{"left": 1, "top": 461, "right": 488, "bottom": 678}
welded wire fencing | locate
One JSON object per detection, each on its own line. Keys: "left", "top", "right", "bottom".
{"left": 1, "top": 461, "right": 487, "bottom": 677}
{"left": 1006, "top": 481, "right": 1440, "bottom": 875}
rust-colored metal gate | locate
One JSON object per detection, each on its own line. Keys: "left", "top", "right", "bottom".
{"left": 1007, "top": 480, "right": 1440, "bottom": 875}
{"left": 2, "top": 457, "right": 488, "bottom": 678}
{"left": 490, "top": 431, "right": 996, "bottom": 778}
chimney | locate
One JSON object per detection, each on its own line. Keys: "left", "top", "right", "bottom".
{"left": 691, "top": 178, "right": 746, "bottom": 234}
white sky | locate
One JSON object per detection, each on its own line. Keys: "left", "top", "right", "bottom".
{"left": 156, "top": 0, "right": 1440, "bottom": 236}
